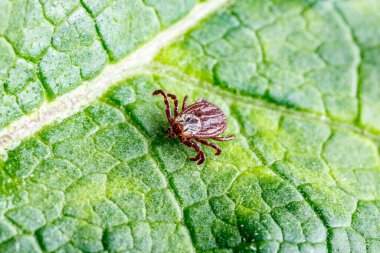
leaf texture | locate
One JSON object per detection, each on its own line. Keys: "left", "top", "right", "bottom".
{"left": 1, "top": 0, "right": 380, "bottom": 252}
{"left": 0, "top": 0, "right": 196, "bottom": 128}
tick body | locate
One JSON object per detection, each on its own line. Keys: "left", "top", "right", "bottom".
{"left": 153, "top": 89, "right": 235, "bottom": 165}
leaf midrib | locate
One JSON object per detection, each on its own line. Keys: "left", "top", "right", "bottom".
{"left": 1, "top": 0, "right": 378, "bottom": 157}
{"left": 0, "top": 0, "right": 229, "bottom": 157}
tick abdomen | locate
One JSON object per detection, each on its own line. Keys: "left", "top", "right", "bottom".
{"left": 181, "top": 100, "right": 227, "bottom": 138}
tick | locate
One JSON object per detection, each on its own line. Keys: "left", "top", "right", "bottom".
{"left": 153, "top": 89, "right": 235, "bottom": 165}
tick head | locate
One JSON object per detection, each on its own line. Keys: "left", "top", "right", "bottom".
{"left": 167, "top": 127, "right": 176, "bottom": 138}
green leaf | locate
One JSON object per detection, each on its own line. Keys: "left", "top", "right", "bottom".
{"left": 1, "top": 0, "right": 380, "bottom": 252}
{"left": 0, "top": 0, "right": 196, "bottom": 127}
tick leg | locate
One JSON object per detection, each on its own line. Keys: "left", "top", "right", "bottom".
{"left": 182, "top": 95, "right": 189, "bottom": 110}
{"left": 152, "top": 90, "right": 173, "bottom": 123}
{"left": 196, "top": 139, "right": 222, "bottom": 156}
{"left": 167, "top": 94, "right": 179, "bottom": 117}
{"left": 180, "top": 137, "right": 205, "bottom": 165}
{"left": 211, "top": 135, "right": 235, "bottom": 141}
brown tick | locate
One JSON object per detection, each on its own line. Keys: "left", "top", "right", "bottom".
{"left": 153, "top": 89, "right": 235, "bottom": 165}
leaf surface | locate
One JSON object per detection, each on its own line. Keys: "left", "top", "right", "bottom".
{"left": 0, "top": 0, "right": 196, "bottom": 128}
{"left": 1, "top": 0, "right": 380, "bottom": 252}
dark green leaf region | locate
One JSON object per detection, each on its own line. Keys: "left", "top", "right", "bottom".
{"left": 1, "top": 0, "right": 380, "bottom": 252}
{"left": 0, "top": 0, "right": 197, "bottom": 128}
